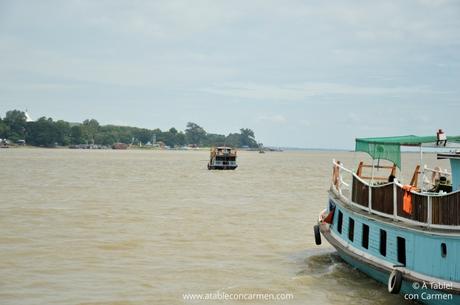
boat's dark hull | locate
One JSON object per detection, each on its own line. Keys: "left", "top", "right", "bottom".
{"left": 207, "top": 164, "right": 238, "bottom": 170}
{"left": 321, "top": 226, "right": 459, "bottom": 305}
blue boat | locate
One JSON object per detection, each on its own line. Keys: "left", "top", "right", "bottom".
{"left": 314, "top": 135, "right": 460, "bottom": 304}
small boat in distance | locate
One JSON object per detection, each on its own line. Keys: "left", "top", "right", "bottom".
{"left": 258, "top": 143, "right": 265, "bottom": 153}
{"left": 208, "top": 146, "right": 238, "bottom": 170}
{"left": 314, "top": 134, "right": 460, "bottom": 304}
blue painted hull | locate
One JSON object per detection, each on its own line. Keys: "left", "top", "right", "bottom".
{"left": 320, "top": 194, "right": 460, "bottom": 304}
{"left": 335, "top": 244, "right": 459, "bottom": 305}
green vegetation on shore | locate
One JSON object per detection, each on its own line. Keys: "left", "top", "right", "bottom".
{"left": 0, "top": 110, "right": 259, "bottom": 148}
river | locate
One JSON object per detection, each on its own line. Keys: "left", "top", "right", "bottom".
{"left": 2, "top": 148, "right": 438, "bottom": 304}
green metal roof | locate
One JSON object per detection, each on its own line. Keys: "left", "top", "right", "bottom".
{"left": 356, "top": 135, "right": 460, "bottom": 146}
{"left": 355, "top": 135, "right": 460, "bottom": 169}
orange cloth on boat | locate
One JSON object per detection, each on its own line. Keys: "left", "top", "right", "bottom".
{"left": 402, "top": 185, "right": 416, "bottom": 215}
{"left": 323, "top": 208, "right": 335, "bottom": 224}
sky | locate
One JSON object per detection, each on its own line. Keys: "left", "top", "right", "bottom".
{"left": 0, "top": 0, "right": 459, "bottom": 149}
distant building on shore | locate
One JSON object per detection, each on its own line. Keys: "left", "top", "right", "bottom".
{"left": 112, "top": 143, "right": 129, "bottom": 150}
{"left": 25, "top": 110, "right": 33, "bottom": 122}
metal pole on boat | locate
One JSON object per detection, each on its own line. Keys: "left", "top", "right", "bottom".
{"left": 369, "top": 158, "right": 374, "bottom": 212}
{"left": 370, "top": 145, "right": 376, "bottom": 185}
{"left": 370, "top": 158, "right": 375, "bottom": 185}
{"left": 420, "top": 144, "right": 425, "bottom": 191}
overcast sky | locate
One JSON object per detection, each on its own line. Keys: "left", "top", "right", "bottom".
{"left": 0, "top": 0, "right": 459, "bottom": 148}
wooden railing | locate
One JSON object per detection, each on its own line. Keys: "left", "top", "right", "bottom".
{"left": 333, "top": 160, "right": 460, "bottom": 229}
{"left": 352, "top": 177, "right": 369, "bottom": 208}
{"left": 372, "top": 183, "right": 394, "bottom": 215}
{"left": 432, "top": 192, "right": 460, "bottom": 226}
{"left": 396, "top": 188, "right": 428, "bottom": 223}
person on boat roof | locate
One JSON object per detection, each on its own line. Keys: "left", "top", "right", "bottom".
{"left": 437, "top": 129, "right": 447, "bottom": 146}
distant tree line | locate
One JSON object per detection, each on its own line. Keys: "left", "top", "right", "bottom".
{"left": 0, "top": 110, "right": 259, "bottom": 148}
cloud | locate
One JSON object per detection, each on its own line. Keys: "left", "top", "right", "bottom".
{"left": 256, "top": 114, "right": 287, "bottom": 124}
{"left": 298, "top": 119, "right": 311, "bottom": 127}
{"left": 199, "top": 82, "right": 445, "bottom": 101}
{"left": 345, "top": 112, "right": 360, "bottom": 124}
{"left": 1, "top": 0, "right": 460, "bottom": 148}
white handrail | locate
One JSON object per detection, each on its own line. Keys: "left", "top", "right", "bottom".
{"left": 424, "top": 165, "right": 451, "bottom": 176}
{"left": 332, "top": 159, "right": 460, "bottom": 198}
{"left": 394, "top": 180, "right": 460, "bottom": 197}
{"left": 329, "top": 159, "right": 460, "bottom": 230}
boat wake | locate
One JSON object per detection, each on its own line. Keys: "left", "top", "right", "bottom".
{"left": 291, "top": 248, "right": 345, "bottom": 277}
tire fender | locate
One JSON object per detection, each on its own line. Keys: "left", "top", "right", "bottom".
{"left": 314, "top": 225, "right": 321, "bottom": 245}
{"left": 388, "top": 269, "right": 403, "bottom": 294}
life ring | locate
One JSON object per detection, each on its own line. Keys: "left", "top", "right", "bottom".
{"left": 388, "top": 269, "right": 403, "bottom": 294}
{"left": 314, "top": 225, "right": 321, "bottom": 245}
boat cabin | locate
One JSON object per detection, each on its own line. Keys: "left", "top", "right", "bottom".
{"left": 332, "top": 134, "right": 460, "bottom": 228}
{"left": 438, "top": 151, "right": 460, "bottom": 192}
{"left": 207, "top": 146, "right": 238, "bottom": 170}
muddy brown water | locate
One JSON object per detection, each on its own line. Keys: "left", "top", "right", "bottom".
{"left": 1, "top": 149, "right": 443, "bottom": 304}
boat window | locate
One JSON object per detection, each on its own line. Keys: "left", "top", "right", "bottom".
{"left": 328, "top": 200, "right": 336, "bottom": 212}
{"left": 441, "top": 243, "right": 447, "bottom": 258}
{"left": 397, "top": 237, "right": 406, "bottom": 265}
{"left": 380, "top": 229, "right": 387, "bottom": 257}
{"left": 337, "top": 210, "right": 343, "bottom": 234}
{"left": 348, "top": 218, "right": 354, "bottom": 242}
{"left": 362, "top": 224, "right": 369, "bottom": 249}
